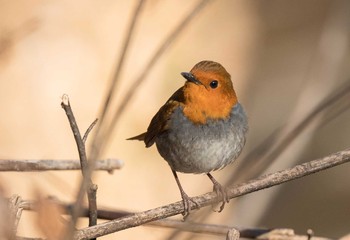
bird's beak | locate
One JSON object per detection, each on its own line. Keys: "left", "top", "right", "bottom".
{"left": 181, "top": 72, "right": 202, "bottom": 85}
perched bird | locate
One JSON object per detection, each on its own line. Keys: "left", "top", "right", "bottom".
{"left": 128, "top": 60, "right": 248, "bottom": 217}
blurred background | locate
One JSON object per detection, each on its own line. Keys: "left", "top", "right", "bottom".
{"left": 0, "top": 0, "right": 349, "bottom": 239}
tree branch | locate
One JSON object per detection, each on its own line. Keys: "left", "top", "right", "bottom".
{"left": 74, "top": 147, "right": 350, "bottom": 239}
{"left": 61, "top": 95, "right": 90, "bottom": 178}
{"left": 82, "top": 119, "right": 98, "bottom": 144}
{"left": 0, "top": 159, "right": 123, "bottom": 172}
{"left": 82, "top": 120, "right": 99, "bottom": 229}
{"left": 61, "top": 95, "right": 98, "bottom": 236}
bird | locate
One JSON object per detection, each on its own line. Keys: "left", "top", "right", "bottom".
{"left": 128, "top": 60, "right": 248, "bottom": 217}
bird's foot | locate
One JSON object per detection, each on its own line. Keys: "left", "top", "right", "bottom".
{"left": 212, "top": 181, "right": 229, "bottom": 212}
{"left": 180, "top": 191, "right": 198, "bottom": 220}
{"left": 207, "top": 173, "right": 229, "bottom": 212}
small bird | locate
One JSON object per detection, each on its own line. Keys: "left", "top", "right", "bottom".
{"left": 128, "top": 60, "right": 248, "bottom": 217}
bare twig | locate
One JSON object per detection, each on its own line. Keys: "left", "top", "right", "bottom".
{"left": 61, "top": 95, "right": 89, "bottom": 178}
{"left": 150, "top": 219, "right": 253, "bottom": 239}
{"left": 0, "top": 159, "right": 123, "bottom": 172}
{"left": 74, "top": 147, "right": 350, "bottom": 239}
{"left": 82, "top": 119, "right": 99, "bottom": 229}
{"left": 90, "top": 0, "right": 212, "bottom": 159}
{"left": 319, "top": 86, "right": 350, "bottom": 128}
{"left": 255, "top": 229, "right": 332, "bottom": 240}
{"left": 82, "top": 118, "right": 98, "bottom": 144}
{"left": 8, "top": 195, "right": 25, "bottom": 237}
{"left": 87, "top": 184, "right": 98, "bottom": 229}
{"left": 16, "top": 237, "right": 44, "bottom": 240}
{"left": 61, "top": 95, "right": 98, "bottom": 235}
{"left": 226, "top": 228, "right": 240, "bottom": 240}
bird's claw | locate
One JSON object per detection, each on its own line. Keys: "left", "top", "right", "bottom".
{"left": 180, "top": 192, "right": 198, "bottom": 220}
{"left": 212, "top": 182, "right": 229, "bottom": 212}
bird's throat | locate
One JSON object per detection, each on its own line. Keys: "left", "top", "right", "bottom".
{"left": 182, "top": 89, "right": 237, "bottom": 124}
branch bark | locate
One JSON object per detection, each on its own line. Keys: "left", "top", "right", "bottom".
{"left": 61, "top": 95, "right": 89, "bottom": 177}
{"left": 74, "top": 147, "right": 350, "bottom": 239}
{"left": 0, "top": 159, "right": 123, "bottom": 172}
{"left": 61, "top": 95, "right": 98, "bottom": 236}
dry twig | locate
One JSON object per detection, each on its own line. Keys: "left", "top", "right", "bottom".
{"left": 0, "top": 159, "right": 123, "bottom": 172}
{"left": 8, "top": 195, "right": 25, "bottom": 236}
{"left": 226, "top": 228, "right": 240, "bottom": 240}
{"left": 61, "top": 95, "right": 98, "bottom": 234}
{"left": 82, "top": 118, "right": 99, "bottom": 144}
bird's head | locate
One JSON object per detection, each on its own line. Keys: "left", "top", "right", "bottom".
{"left": 181, "top": 60, "right": 238, "bottom": 124}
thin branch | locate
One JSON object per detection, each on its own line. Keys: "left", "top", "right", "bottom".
{"left": 254, "top": 229, "right": 332, "bottom": 240}
{"left": 319, "top": 88, "right": 350, "bottom": 128}
{"left": 61, "top": 95, "right": 98, "bottom": 235}
{"left": 0, "top": 159, "right": 123, "bottom": 172}
{"left": 61, "top": 95, "right": 89, "bottom": 177}
{"left": 82, "top": 118, "right": 98, "bottom": 144}
{"left": 87, "top": 184, "right": 98, "bottom": 229}
{"left": 152, "top": 220, "right": 242, "bottom": 238}
{"left": 82, "top": 118, "right": 99, "bottom": 229}
{"left": 74, "top": 147, "right": 350, "bottom": 239}
{"left": 90, "top": 0, "right": 212, "bottom": 159}
{"left": 8, "top": 195, "right": 24, "bottom": 237}
{"left": 226, "top": 228, "right": 240, "bottom": 240}
{"left": 148, "top": 219, "right": 245, "bottom": 239}
{"left": 16, "top": 237, "right": 43, "bottom": 240}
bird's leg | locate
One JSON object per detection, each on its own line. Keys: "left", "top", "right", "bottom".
{"left": 171, "top": 170, "right": 198, "bottom": 219}
{"left": 207, "top": 173, "right": 229, "bottom": 212}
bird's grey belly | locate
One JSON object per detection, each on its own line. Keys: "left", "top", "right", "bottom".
{"left": 155, "top": 103, "right": 248, "bottom": 174}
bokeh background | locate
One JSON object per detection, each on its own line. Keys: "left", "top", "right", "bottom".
{"left": 0, "top": 0, "right": 350, "bottom": 239}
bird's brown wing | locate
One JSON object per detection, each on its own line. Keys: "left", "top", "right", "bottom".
{"left": 128, "top": 87, "right": 185, "bottom": 148}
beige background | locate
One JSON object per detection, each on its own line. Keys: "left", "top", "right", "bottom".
{"left": 0, "top": 0, "right": 350, "bottom": 239}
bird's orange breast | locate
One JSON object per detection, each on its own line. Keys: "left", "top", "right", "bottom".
{"left": 182, "top": 82, "right": 238, "bottom": 124}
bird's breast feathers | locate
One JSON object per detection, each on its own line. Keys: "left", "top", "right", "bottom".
{"left": 155, "top": 103, "right": 248, "bottom": 173}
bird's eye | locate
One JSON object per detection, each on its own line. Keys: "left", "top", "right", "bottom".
{"left": 209, "top": 80, "right": 218, "bottom": 89}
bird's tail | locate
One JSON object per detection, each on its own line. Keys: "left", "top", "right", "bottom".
{"left": 126, "top": 132, "right": 146, "bottom": 141}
